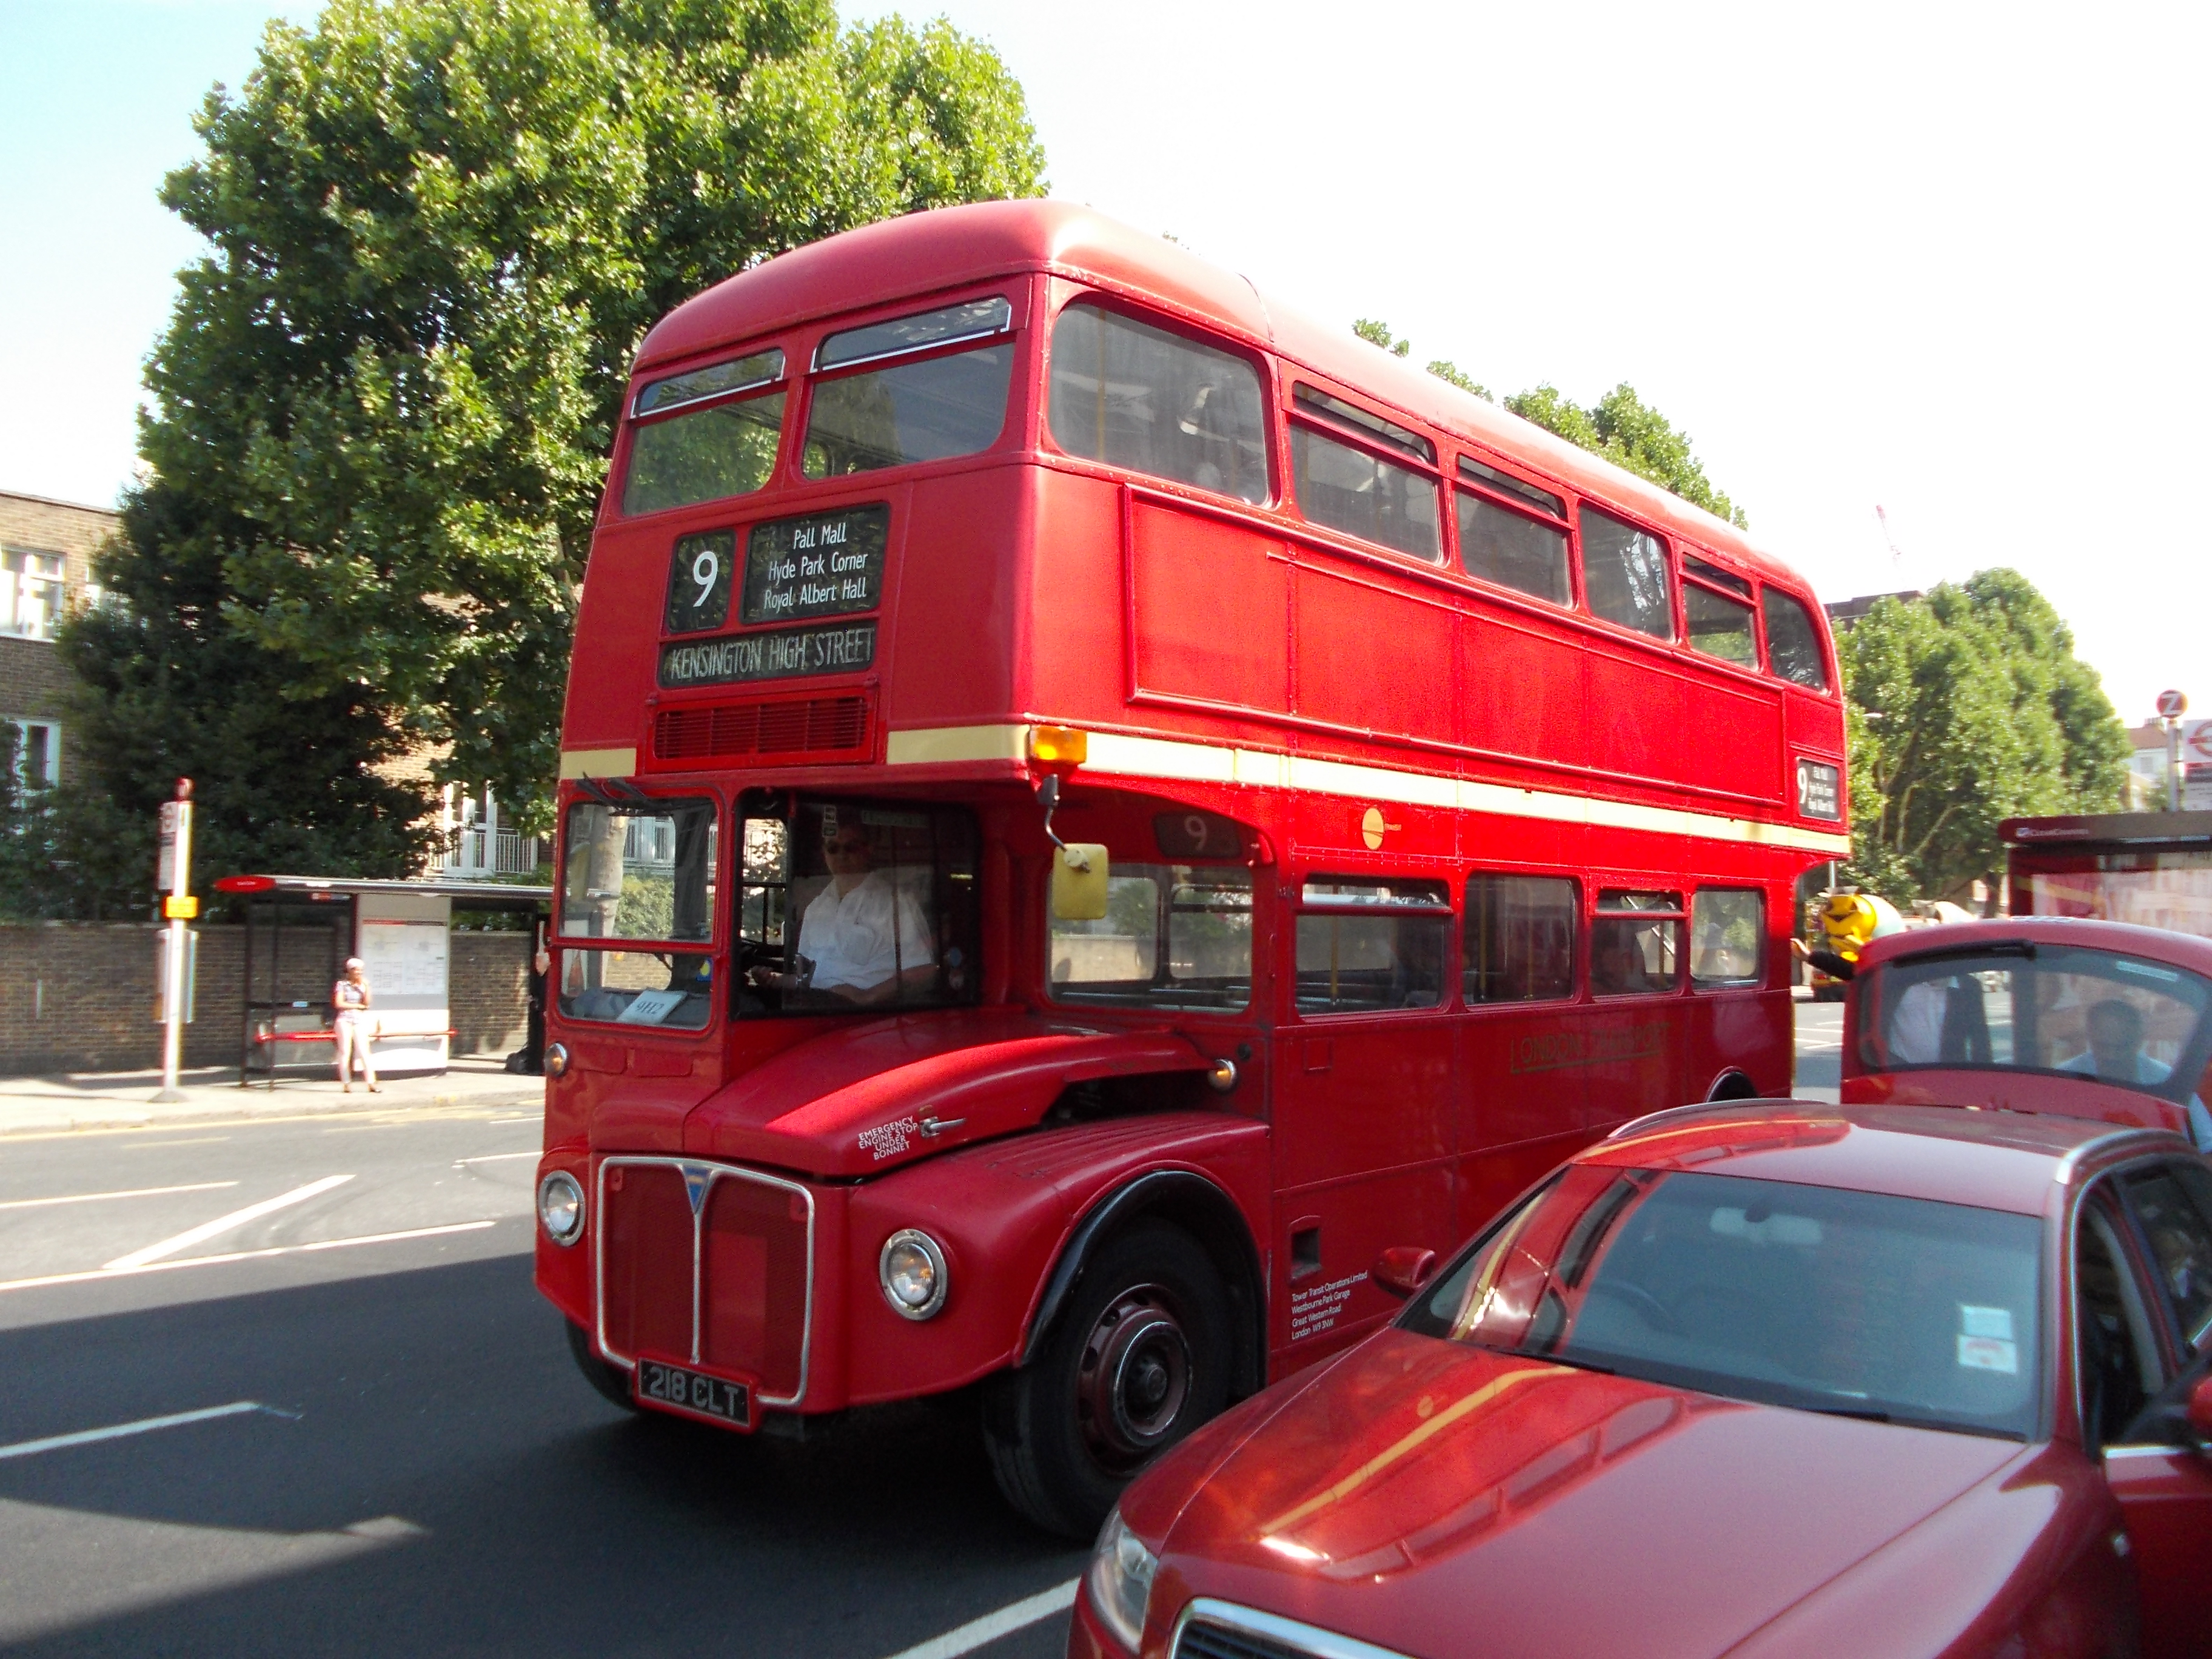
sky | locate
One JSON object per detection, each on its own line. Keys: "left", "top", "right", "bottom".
{"left": 4, "top": 1, "right": 2207, "bottom": 725}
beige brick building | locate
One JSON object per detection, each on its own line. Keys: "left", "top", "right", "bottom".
{"left": 0, "top": 489, "right": 116, "bottom": 788}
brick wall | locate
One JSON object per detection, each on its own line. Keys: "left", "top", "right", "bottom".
{"left": 0, "top": 922, "right": 531, "bottom": 1076}
{"left": 451, "top": 931, "right": 531, "bottom": 1057}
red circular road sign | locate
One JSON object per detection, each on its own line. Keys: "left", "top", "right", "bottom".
{"left": 2157, "top": 689, "right": 2188, "bottom": 719}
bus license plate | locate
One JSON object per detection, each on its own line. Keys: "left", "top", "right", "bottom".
{"left": 634, "top": 1358, "right": 752, "bottom": 1429}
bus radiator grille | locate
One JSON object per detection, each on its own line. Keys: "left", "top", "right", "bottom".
{"left": 699, "top": 1179, "right": 809, "bottom": 1398}
{"left": 651, "top": 695, "right": 871, "bottom": 766}
{"left": 598, "top": 1165, "right": 809, "bottom": 1401}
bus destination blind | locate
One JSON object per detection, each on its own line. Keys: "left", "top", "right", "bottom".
{"left": 742, "top": 503, "right": 888, "bottom": 624}
{"left": 659, "top": 620, "right": 877, "bottom": 688}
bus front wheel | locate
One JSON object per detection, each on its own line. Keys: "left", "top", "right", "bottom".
{"left": 984, "top": 1219, "right": 1231, "bottom": 1538}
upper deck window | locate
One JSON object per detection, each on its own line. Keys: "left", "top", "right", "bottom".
{"left": 1684, "top": 581, "right": 1757, "bottom": 666}
{"left": 1580, "top": 506, "right": 1673, "bottom": 640}
{"left": 802, "top": 297, "right": 1016, "bottom": 478}
{"left": 1047, "top": 302, "right": 1269, "bottom": 503}
{"left": 1460, "top": 456, "right": 1565, "bottom": 519}
{"left": 1294, "top": 385, "right": 1434, "bottom": 463}
{"left": 624, "top": 347, "right": 786, "bottom": 517}
{"left": 1763, "top": 588, "right": 1830, "bottom": 691}
{"left": 1457, "top": 491, "right": 1570, "bottom": 606}
{"left": 1290, "top": 389, "right": 1441, "bottom": 562}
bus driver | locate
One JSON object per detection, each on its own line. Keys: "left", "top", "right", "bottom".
{"left": 749, "top": 819, "right": 936, "bottom": 1007}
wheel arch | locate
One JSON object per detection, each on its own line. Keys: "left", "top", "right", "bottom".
{"left": 1018, "top": 1169, "right": 1266, "bottom": 1401}
{"left": 1707, "top": 1068, "right": 1761, "bottom": 1102}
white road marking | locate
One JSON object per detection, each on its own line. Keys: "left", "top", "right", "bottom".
{"left": 0, "top": 1182, "right": 239, "bottom": 1212}
{"left": 103, "top": 1175, "right": 354, "bottom": 1271}
{"left": 0, "top": 1401, "right": 269, "bottom": 1462}
{"left": 880, "top": 1580, "right": 1081, "bottom": 1659}
{"left": 489, "top": 1116, "right": 541, "bottom": 1125}
{"left": 0, "top": 1220, "right": 500, "bottom": 1295}
{"left": 453, "top": 1151, "right": 539, "bottom": 1166}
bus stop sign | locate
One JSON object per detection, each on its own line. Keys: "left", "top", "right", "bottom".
{"left": 2157, "top": 689, "right": 2187, "bottom": 719}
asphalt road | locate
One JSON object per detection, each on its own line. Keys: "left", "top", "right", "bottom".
{"left": 0, "top": 1103, "right": 1080, "bottom": 1658}
{"left": 0, "top": 1008, "right": 1843, "bottom": 1657}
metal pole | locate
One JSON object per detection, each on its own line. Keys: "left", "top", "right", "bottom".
{"left": 153, "top": 779, "right": 194, "bottom": 1103}
{"left": 2170, "top": 719, "right": 2184, "bottom": 813}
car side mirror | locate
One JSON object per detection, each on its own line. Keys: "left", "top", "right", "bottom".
{"left": 1370, "top": 1246, "right": 1439, "bottom": 1301}
{"left": 2187, "top": 1374, "right": 2212, "bottom": 1451}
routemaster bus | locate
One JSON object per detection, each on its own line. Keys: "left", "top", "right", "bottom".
{"left": 532, "top": 201, "right": 1851, "bottom": 1537}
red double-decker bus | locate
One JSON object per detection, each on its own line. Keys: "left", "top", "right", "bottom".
{"left": 531, "top": 201, "right": 1850, "bottom": 1535}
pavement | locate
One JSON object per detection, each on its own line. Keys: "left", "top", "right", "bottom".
{"left": 0, "top": 1054, "right": 545, "bottom": 1139}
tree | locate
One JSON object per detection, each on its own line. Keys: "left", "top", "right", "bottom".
{"left": 1504, "top": 384, "right": 1746, "bottom": 529}
{"left": 1838, "top": 571, "right": 2130, "bottom": 902}
{"left": 1348, "top": 322, "right": 1729, "bottom": 522}
{"left": 55, "top": 0, "right": 1043, "bottom": 914}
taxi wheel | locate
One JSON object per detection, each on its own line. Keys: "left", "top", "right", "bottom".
{"left": 565, "top": 1319, "right": 641, "bottom": 1413}
{"left": 984, "top": 1220, "right": 1230, "bottom": 1539}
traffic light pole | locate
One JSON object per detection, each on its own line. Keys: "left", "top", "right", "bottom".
{"left": 153, "top": 779, "right": 196, "bottom": 1104}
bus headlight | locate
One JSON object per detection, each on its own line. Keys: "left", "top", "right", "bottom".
{"left": 537, "top": 1170, "right": 585, "bottom": 1245}
{"left": 1087, "top": 1508, "right": 1158, "bottom": 1651}
{"left": 879, "top": 1229, "right": 948, "bottom": 1319}
{"left": 543, "top": 1042, "right": 569, "bottom": 1079}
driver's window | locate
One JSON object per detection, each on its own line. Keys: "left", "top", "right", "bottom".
{"left": 2077, "top": 1191, "right": 2170, "bottom": 1450}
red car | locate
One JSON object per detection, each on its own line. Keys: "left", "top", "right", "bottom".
{"left": 1070, "top": 1101, "right": 2212, "bottom": 1658}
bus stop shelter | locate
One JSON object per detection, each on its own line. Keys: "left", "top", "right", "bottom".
{"left": 215, "top": 875, "right": 554, "bottom": 1085}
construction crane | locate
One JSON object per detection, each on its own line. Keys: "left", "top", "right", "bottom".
{"left": 1875, "top": 504, "right": 1905, "bottom": 561}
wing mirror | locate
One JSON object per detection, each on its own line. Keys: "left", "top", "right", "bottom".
{"left": 1370, "top": 1246, "right": 1439, "bottom": 1301}
{"left": 2187, "top": 1374, "right": 2212, "bottom": 1452}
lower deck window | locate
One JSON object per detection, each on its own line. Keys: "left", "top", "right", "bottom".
{"left": 1691, "top": 890, "right": 1763, "bottom": 986}
{"left": 1593, "top": 889, "right": 1683, "bottom": 996}
{"left": 1296, "top": 879, "right": 1452, "bottom": 1013}
{"left": 1466, "top": 874, "right": 1577, "bottom": 1002}
{"left": 1048, "top": 863, "right": 1253, "bottom": 1012}
{"left": 558, "top": 797, "right": 719, "bottom": 1027}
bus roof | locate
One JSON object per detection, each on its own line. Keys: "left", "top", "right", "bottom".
{"left": 635, "top": 199, "right": 1808, "bottom": 595}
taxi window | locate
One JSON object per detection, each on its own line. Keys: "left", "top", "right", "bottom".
{"left": 1859, "top": 944, "right": 2212, "bottom": 1105}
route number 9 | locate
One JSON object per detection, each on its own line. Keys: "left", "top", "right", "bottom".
{"left": 664, "top": 529, "right": 734, "bottom": 633}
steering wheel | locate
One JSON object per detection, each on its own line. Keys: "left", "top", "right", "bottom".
{"left": 1589, "top": 1281, "right": 1679, "bottom": 1333}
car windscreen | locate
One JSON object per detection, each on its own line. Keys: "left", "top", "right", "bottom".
{"left": 1402, "top": 1167, "right": 2043, "bottom": 1439}
{"left": 1858, "top": 943, "right": 2212, "bottom": 1106}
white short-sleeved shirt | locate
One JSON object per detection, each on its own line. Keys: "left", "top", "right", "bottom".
{"left": 796, "top": 871, "right": 934, "bottom": 993}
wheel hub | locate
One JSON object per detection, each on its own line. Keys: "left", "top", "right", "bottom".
{"left": 1076, "top": 1285, "right": 1193, "bottom": 1472}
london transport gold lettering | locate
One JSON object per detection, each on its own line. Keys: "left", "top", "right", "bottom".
{"left": 1507, "top": 1022, "right": 1672, "bottom": 1074}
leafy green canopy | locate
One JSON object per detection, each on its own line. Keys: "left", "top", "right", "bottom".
{"left": 1352, "top": 320, "right": 1741, "bottom": 528}
{"left": 1838, "top": 570, "right": 2129, "bottom": 902}
{"left": 49, "top": 0, "right": 1042, "bottom": 913}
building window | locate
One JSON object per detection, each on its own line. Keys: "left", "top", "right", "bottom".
{"left": 4, "top": 719, "right": 59, "bottom": 788}
{"left": 1, "top": 549, "right": 67, "bottom": 639}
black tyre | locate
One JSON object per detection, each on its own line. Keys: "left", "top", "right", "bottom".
{"left": 565, "top": 1319, "right": 640, "bottom": 1413}
{"left": 984, "top": 1219, "right": 1232, "bottom": 1538}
